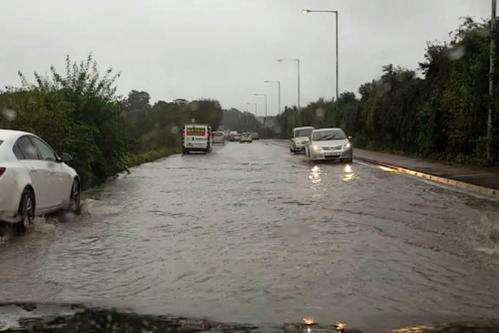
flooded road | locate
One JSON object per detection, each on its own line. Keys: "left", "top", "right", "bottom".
{"left": 1, "top": 140, "right": 499, "bottom": 332}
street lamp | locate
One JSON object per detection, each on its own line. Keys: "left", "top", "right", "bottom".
{"left": 253, "top": 93, "right": 268, "bottom": 134}
{"left": 252, "top": 93, "right": 268, "bottom": 119}
{"left": 264, "top": 80, "right": 281, "bottom": 114}
{"left": 277, "top": 58, "right": 301, "bottom": 112}
{"left": 302, "top": 8, "right": 339, "bottom": 102}
{"left": 246, "top": 102, "right": 257, "bottom": 116}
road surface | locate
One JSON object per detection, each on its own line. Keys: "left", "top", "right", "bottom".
{"left": 1, "top": 140, "right": 498, "bottom": 332}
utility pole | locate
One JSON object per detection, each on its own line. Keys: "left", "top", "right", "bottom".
{"left": 264, "top": 80, "right": 281, "bottom": 114}
{"left": 302, "top": 9, "right": 339, "bottom": 102}
{"left": 335, "top": 11, "right": 339, "bottom": 102}
{"left": 488, "top": 0, "right": 497, "bottom": 164}
{"left": 277, "top": 58, "right": 301, "bottom": 112}
{"left": 296, "top": 59, "right": 301, "bottom": 112}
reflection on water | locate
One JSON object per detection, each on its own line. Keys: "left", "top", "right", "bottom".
{"left": 378, "top": 165, "right": 398, "bottom": 173}
{"left": 308, "top": 165, "right": 323, "bottom": 184}
{"left": 342, "top": 164, "right": 357, "bottom": 182}
{"left": 392, "top": 325, "right": 434, "bottom": 333}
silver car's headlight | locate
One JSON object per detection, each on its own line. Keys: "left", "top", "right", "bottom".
{"left": 344, "top": 142, "right": 352, "bottom": 149}
{"left": 312, "top": 144, "right": 321, "bottom": 152}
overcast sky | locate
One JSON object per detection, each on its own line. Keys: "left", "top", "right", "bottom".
{"left": 0, "top": 0, "right": 490, "bottom": 115}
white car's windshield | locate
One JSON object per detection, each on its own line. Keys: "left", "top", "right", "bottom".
{"left": 294, "top": 128, "right": 313, "bottom": 137}
{"left": 312, "top": 129, "right": 346, "bottom": 141}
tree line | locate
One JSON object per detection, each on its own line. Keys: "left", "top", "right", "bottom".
{"left": 0, "top": 55, "right": 224, "bottom": 189}
{"left": 276, "top": 18, "right": 499, "bottom": 165}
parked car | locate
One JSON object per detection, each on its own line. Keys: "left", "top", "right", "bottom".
{"left": 239, "top": 132, "right": 253, "bottom": 143}
{"left": 305, "top": 128, "right": 353, "bottom": 163}
{"left": 0, "top": 130, "right": 80, "bottom": 232}
{"left": 290, "top": 126, "right": 314, "bottom": 153}
{"left": 250, "top": 132, "right": 260, "bottom": 140}
{"left": 182, "top": 124, "right": 212, "bottom": 154}
{"left": 212, "top": 131, "right": 225, "bottom": 144}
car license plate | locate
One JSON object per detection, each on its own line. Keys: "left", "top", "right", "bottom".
{"left": 325, "top": 152, "right": 340, "bottom": 158}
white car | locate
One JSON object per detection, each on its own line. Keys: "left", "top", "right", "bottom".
{"left": 305, "top": 128, "right": 353, "bottom": 163}
{"left": 290, "top": 126, "right": 314, "bottom": 153}
{"left": 0, "top": 130, "right": 80, "bottom": 232}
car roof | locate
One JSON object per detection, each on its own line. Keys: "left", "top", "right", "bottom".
{"left": 0, "top": 129, "right": 32, "bottom": 141}
{"left": 294, "top": 126, "right": 314, "bottom": 130}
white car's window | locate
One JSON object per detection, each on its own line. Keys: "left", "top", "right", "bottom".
{"left": 294, "top": 129, "right": 313, "bottom": 137}
{"left": 30, "top": 136, "right": 57, "bottom": 161}
{"left": 12, "top": 142, "right": 24, "bottom": 159}
{"left": 312, "top": 129, "right": 346, "bottom": 141}
{"left": 16, "top": 136, "right": 39, "bottom": 160}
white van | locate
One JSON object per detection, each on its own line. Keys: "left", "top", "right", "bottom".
{"left": 182, "top": 124, "right": 212, "bottom": 154}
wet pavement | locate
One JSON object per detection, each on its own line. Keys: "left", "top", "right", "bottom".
{"left": 354, "top": 148, "right": 499, "bottom": 192}
{"left": 1, "top": 140, "right": 499, "bottom": 332}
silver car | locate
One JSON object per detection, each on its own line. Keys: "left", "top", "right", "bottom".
{"left": 212, "top": 131, "right": 225, "bottom": 144}
{"left": 305, "top": 128, "right": 353, "bottom": 163}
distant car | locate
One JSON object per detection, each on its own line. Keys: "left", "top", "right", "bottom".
{"left": 239, "top": 132, "right": 253, "bottom": 143}
{"left": 0, "top": 130, "right": 81, "bottom": 232}
{"left": 182, "top": 124, "right": 211, "bottom": 154}
{"left": 228, "top": 131, "right": 239, "bottom": 142}
{"left": 212, "top": 131, "right": 225, "bottom": 144}
{"left": 290, "top": 126, "right": 314, "bottom": 153}
{"left": 305, "top": 128, "right": 353, "bottom": 163}
{"left": 250, "top": 132, "right": 260, "bottom": 140}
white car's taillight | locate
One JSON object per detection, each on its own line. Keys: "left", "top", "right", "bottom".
{"left": 0, "top": 167, "right": 6, "bottom": 177}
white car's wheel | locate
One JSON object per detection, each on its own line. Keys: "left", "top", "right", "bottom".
{"left": 69, "top": 179, "right": 81, "bottom": 214}
{"left": 16, "top": 188, "right": 35, "bottom": 234}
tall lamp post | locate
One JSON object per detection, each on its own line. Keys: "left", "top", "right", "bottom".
{"left": 246, "top": 102, "right": 257, "bottom": 130}
{"left": 277, "top": 58, "right": 301, "bottom": 111}
{"left": 264, "top": 80, "right": 281, "bottom": 114}
{"left": 246, "top": 102, "right": 257, "bottom": 116}
{"left": 253, "top": 93, "right": 268, "bottom": 135}
{"left": 302, "top": 9, "right": 339, "bottom": 102}
{"left": 487, "top": 0, "right": 497, "bottom": 164}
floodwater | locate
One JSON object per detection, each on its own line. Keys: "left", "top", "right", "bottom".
{"left": 1, "top": 140, "right": 499, "bottom": 332}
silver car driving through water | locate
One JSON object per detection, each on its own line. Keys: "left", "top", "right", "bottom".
{"left": 305, "top": 128, "right": 353, "bottom": 163}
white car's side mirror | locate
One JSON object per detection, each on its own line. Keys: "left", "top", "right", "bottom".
{"left": 59, "top": 152, "right": 73, "bottom": 163}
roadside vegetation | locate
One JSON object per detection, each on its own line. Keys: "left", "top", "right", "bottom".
{"left": 0, "top": 55, "right": 224, "bottom": 189}
{"left": 220, "top": 108, "right": 261, "bottom": 134}
{"left": 277, "top": 18, "right": 499, "bottom": 165}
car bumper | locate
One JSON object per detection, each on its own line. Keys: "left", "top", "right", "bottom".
{"left": 309, "top": 148, "right": 353, "bottom": 161}
{"left": 0, "top": 177, "right": 23, "bottom": 224}
{"left": 0, "top": 211, "right": 19, "bottom": 224}
{"left": 291, "top": 142, "right": 309, "bottom": 152}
